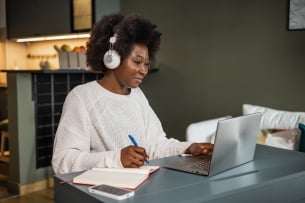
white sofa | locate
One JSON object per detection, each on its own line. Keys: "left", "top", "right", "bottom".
{"left": 186, "top": 116, "right": 231, "bottom": 144}
{"left": 186, "top": 104, "right": 305, "bottom": 152}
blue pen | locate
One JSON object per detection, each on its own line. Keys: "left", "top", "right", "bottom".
{"left": 128, "top": 134, "right": 150, "bottom": 164}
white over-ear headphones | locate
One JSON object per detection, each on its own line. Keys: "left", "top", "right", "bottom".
{"left": 103, "top": 34, "right": 121, "bottom": 69}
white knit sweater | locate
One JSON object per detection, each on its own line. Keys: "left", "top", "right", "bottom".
{"left": 52, "top": 81, "right": 191, "bottom": 174}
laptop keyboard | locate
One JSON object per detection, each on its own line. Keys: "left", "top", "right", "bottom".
{"left": 187, "top": 156, "right": 211, "bottom": 173}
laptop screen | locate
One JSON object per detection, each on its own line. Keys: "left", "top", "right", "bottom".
{"left": 209, "top": 113, "right": 262, "bottom": 176}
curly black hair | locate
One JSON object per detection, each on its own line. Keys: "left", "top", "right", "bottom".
{"left": 86, "top": 13, "right": 162, "bottom": 72}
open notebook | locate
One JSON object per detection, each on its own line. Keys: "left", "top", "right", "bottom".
{"left": 73, "top": 165, "right": 160, "bottom": 190}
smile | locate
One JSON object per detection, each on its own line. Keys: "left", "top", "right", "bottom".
{"left": 134, "top": 78, "right": 143, "bottom": 83}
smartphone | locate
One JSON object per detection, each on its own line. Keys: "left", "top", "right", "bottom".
{"left": 88, "top": 184, "right": 135, "bottom": 200}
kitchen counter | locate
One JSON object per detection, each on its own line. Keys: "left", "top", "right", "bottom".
{"left": 5, "top": 70, "right": 102, "bottom": 195}
{"left": 1, "top": 67, "right": 158, "bottom": 74}
{"left": 1, "top": 68, "right": 101, "bottom": 74}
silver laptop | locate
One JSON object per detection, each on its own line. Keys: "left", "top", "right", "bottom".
{"left": 163, "top": 113, "right": 263, "bottom": 176}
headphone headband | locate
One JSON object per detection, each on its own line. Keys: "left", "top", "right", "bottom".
{"left": 109, "top": 34, "right": 117, "bottom": 43}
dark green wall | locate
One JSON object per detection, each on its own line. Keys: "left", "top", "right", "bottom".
{"left": 121, "top": 0, "right": 305, "bottom": 141}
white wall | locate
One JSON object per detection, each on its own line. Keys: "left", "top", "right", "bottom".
{"left": 0, "top": 0, "right": 6, "bottom": 85}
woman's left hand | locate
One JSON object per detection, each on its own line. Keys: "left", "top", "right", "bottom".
{"left": 184, "top": 143, "right": 214, "bottom": 156}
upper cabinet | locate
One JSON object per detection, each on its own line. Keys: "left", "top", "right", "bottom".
{"left": 6, "top": 0, "right": 71, "bottom": 39}
{"left": 94, "top": 0, "right": 120, "bottom": 23}
{"left": 72, "top": 0, "right": 120, "bottom": 31}
{"left": 72, "top": 0, "right": 93, "bottom": 32}
{"left": 6, "top": 0, "right": 120, "bottom": 39}
{"left": 0, "top": 0, "right": 5, "bottom": 28}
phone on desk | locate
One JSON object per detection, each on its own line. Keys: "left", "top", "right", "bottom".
{"left": 88, "top": 184, "right": 135, "bottom": 200}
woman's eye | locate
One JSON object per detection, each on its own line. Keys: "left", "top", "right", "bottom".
{"left": 133, "top": 60, "right": 150, "bottom": 68}
{"left": 145, "top": 63, "right": 150, "bottom": 68}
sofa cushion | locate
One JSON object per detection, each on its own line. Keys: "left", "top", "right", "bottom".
{"left": 186, "top": 116, "right": 231, "bottom": 144}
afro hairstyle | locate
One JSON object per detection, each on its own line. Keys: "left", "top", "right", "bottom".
{"left": 86, "top": 13, "right": 162, "bottom": 72}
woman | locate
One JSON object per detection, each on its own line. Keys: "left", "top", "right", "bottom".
{"left": 52, "top": 13, "right": 213, "bottom": 174}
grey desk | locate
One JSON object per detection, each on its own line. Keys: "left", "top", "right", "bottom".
{"left": 54, "top": 145, "right": 305, "bottom": 203}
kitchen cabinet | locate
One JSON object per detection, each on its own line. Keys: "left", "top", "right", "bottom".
{"left": 0, "top": 0, "right": 5, "bottom": 28}
{"left": 72, "top": 0, "right": 120, "bottom": 31}
{"left": 6, "top": 0, "right": 71, "bottom": 39}
{"left": 6, "top": 0, "right": 120, "bottom": 39}
{"left": 94, "top": 0, "right": 120, "bottom": 23}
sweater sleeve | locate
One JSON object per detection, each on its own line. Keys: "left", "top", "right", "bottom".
{"left": 51, "top": 89, "right": 123, "bottom": 174}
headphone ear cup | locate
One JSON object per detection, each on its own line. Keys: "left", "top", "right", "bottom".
{"left": 103, "top": 50, "right": 121, "bottom": 69}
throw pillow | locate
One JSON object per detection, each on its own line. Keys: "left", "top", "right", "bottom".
{"left": 243, "top": 104, "right": 305, "bottom": 129}
{"left": 264, "top": 128, "right": 301, "bottom": 151}
{"left": 299, "top": 123, "right": 305, "bottom": 152}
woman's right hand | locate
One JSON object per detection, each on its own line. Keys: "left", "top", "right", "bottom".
{"left": 120, "top": 146, "right": 149, "bottom": 168}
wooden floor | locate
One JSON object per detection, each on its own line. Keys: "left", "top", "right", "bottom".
{"left": 0, "top": 161, "right": 54, "bottom": 203}
{"left": 0, "top": 188, "right": 54, "bottom": 203}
